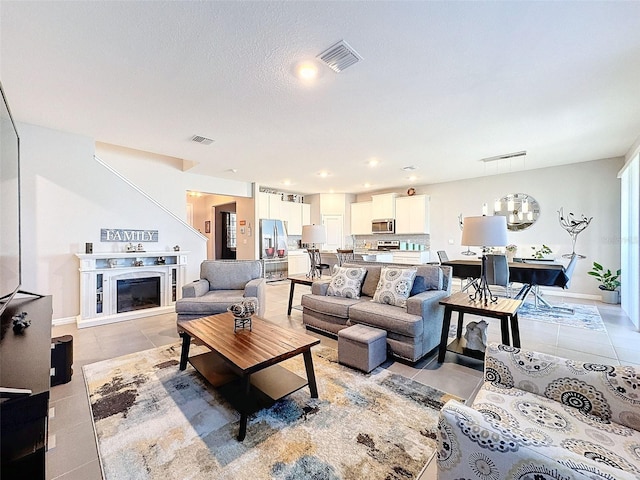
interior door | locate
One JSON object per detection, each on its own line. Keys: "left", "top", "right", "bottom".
{"left": 322, "top": 214, "right": 343, "bottom": 251}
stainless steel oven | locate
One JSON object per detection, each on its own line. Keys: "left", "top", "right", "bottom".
{"left": 371, "top": 219, "right": 395, "bottom": 234}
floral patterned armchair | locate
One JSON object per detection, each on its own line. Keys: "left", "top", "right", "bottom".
{"left": 437, "top": 343, "right": 640, "bottom": 479}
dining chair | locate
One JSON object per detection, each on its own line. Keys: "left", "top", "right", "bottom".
{"left": 529, "top": 254, "right": 578, "bottom": 313}
{"left": 438, "top": 249, "right": 479, "bottom": 293}
{"left": 437, "top": 250, "right": 449, "bottom": 263}
{"left": 484, "top": 254, "right": 512, "bottom": 298}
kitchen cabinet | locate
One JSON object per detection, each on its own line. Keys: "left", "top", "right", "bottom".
{"left": 302, "top": 203, "right": 310, "bottom": 225}
{"left": 258, "top": 192, "right": 310, "bottom": 235}
{"left": 392, "top": 251, "right": 431, "bottom": 264}
{"left": 395, "top": 194, "right": 430, "bottom": 234}
{"left": 350, "top": 201, "right": 372, "bottom": 235}
{"left": 288, "top": 250, "right": 310, "bottom": 275}
{"left": 258, "top": 192, "right": 283, "bottom": 219}
{"left": 282, "top": 201, "right": 302, "bottom": 235}
{"left": 371, "top": 193, "right": 397, "bottom": 219}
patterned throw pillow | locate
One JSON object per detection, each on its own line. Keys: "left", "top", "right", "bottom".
{"left": 327, "top": 267, "right": 367, "bottom": 299}
{"left": 372, "top": 267, "right": 418, "bottom": 307}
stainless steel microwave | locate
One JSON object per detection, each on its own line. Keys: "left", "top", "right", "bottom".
{"left": 371, "top": 219, "right": 395, "bottom": 234}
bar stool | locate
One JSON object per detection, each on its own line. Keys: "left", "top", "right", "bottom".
{"left": 336, "top": 249, "right": 354, "bottom": 267}
{"left": 307, "top": 249, "right": 330, "bottom": 278}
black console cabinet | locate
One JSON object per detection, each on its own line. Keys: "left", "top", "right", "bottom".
{"left": 1, "top": 295, "right": 52, "bottom": 480}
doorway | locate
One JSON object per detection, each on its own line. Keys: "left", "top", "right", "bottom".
{"left": 322, "top": 214, "right": 343, "bottom": 251}
{"left": 221, "top": 211, "right": 237, "bottom": 260}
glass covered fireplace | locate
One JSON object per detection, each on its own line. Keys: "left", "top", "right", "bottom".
{"left": 117, "top": 277, "right": 161, "bottom": 313}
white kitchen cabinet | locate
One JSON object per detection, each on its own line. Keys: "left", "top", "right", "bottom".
{"left": 395, "top": 194, "right": 430, "bottom": 234}
{"left": 258, "top": 192, "right": 284, "bottom": 220}
{"left": 302, "top": 203, "right": 310, "bottom": 226}
{"left": 288, "top": 251, "right": 310, "bottom": 275}
{"left": 258, "top": 191, "right": 271, "bottom": 219}
{"left": 350, "top": 202, "right": 372, "bottom": 235}
{"left": 371, "top": 193, "right": 397, "bottom": 219}
{"left": 392, "top": 251, "right": 431, "bottom": 264}
{"left": 282, "top": 201, "right": 303, "bottom": 235}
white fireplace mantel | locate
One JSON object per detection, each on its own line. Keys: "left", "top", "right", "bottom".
{"left": 76, "top": 251, "right": 189, "bottom": 328}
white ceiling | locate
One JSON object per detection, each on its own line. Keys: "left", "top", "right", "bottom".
{"left": 2, "top": 1, "right": 640, "bottom": 195}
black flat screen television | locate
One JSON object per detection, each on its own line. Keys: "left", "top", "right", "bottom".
{"left": 0, "top": 81, "right": 21, "bottom": 315}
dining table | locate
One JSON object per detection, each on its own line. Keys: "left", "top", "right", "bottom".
{"left": 441, "top": 258, "right": 570, "bottom": 308}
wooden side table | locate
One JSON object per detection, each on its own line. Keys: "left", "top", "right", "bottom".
{"left": 287, "top": 275, "right": 314, "bottom": 315}
{"left": 437, "top": 292, "right": 522, "bottom": 363}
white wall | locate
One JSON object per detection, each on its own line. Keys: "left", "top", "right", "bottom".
{"left": 358, "top": 157, "right": 623, "bottom": 298}
{"left": 19, "top": 123, "right": 208, "bottom": 322}
{"left": 95, "top": 142, "right": 253, "bottom": 219}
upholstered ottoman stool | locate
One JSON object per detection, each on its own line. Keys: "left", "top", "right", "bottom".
{"left": 338, "top": 324, "right": 387, "bottom": 373}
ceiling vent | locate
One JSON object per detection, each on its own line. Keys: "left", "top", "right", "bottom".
{"left": 480, "top": 151, "right": 527, "bottom": 163}
{"left": 191, "top": 135, "right": 214, "bottom": 145}
{"left": 317, "top": 40, "right": 362, "bottom": 73}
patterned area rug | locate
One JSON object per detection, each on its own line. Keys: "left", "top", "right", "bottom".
{"left": 84, "top": 343, "right": 460, "bottom": 480}
{"left": 517, "top": 301, "right": 606, "bottom": 332}
{"left": 448, "top": 300, "right": 606, "bottom": 338}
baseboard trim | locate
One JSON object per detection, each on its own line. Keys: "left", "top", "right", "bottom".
{"left": 537, "top": 288, "right": 600, "bottom": 301}
{"left": 52, "top": 316, "right": 77, "bottom": 326}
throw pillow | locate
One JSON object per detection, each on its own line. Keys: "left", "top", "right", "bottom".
{"left": 327, "top": 267, "right": 367, "bottom": 299}
{"left": 410, "top": 267, "right": 444, "bottom": 295}
{"left": 373, "top": 267, "right": 417, "bottom": 307}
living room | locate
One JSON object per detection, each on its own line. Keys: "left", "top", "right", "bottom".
{"left": 1, "top": 1, "right": 640, "bottom": 479}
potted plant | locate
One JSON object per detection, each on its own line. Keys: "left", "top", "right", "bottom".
{"left": 587, "top": 262, "right": 621, "bottom": 304}
{"left": 505, "top": 244, "right": 517, "bottom": 262}
{"left": 531, "top": 244, "right": 552, "bottom": 259}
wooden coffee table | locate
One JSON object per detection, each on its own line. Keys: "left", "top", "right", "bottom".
{"left": 437, "top": 292, "right": 522, "bottom": 363}
{"left": 177, "top": 312, "right": 320, "bottom": 440}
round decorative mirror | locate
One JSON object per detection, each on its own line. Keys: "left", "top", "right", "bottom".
{"left": 493, "top": 193, "right": 540, "bottom": 231}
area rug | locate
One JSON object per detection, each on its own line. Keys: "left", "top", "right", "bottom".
{"left": 84, "top": 343, "right": 461, "bottom": 480}
{"left": 447, "top": 300, "right": 606, "bottom": 338}
{"left": 517, "top": 301, "right": 606, "bottom": 332}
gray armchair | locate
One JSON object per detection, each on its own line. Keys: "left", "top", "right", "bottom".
{"left": 175, "top": 260, "right": 266, "bottom": 321}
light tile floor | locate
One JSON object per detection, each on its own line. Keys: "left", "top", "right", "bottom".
{"left": 47, "top": 280, "right": 639, "bottom": 479}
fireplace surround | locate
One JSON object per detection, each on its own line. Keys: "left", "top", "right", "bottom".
{"left": 76, "top": 251, "right": 188, "bottom": 328}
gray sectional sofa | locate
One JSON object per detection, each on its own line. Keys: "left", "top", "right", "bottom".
{"left": 301, "top": 262, "right": 452, "bottom": 363}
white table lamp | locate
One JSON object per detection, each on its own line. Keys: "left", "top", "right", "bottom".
{"left": 302, "top": 224, "right": 327, "bottom": 278}
{"left": 461, "top": 215, "right": 508, "bottom": 304}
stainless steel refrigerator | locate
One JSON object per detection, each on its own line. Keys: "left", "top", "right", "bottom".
{"left": 259, "top": 219, "right": 288, "bottom": 281}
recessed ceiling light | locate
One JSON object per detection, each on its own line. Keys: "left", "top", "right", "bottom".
{"left": 407, "top": 175, "right": 418, "bottom": 181}
{"left": 228, "top": 168, "right": 237, "bottom": 173}
{"left": 318, "top": 171, "right": 330, "bottom": 178}
{"left": 367, "top": 158, "right": 379, "bottom": 167}
{"left": 296, "top": 61, "right": 319, "bottom": 80}
{"left": 402, "top": 165, "right": 418, "bottom": 172}
{"left": 363, "top": 183, "right": 372, "bottom": 188}
{"left": 282, "top": 179, "right": 292, "bottom": 186}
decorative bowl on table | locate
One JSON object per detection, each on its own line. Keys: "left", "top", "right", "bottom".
{"left": 265, "top": 247, "right": 275, "bottom": 258}
{"left": 277, "top": 249, "right": 285, "bottom": 257}
{"left": 227, "top": 300, "right": 258, "bottom": 332}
